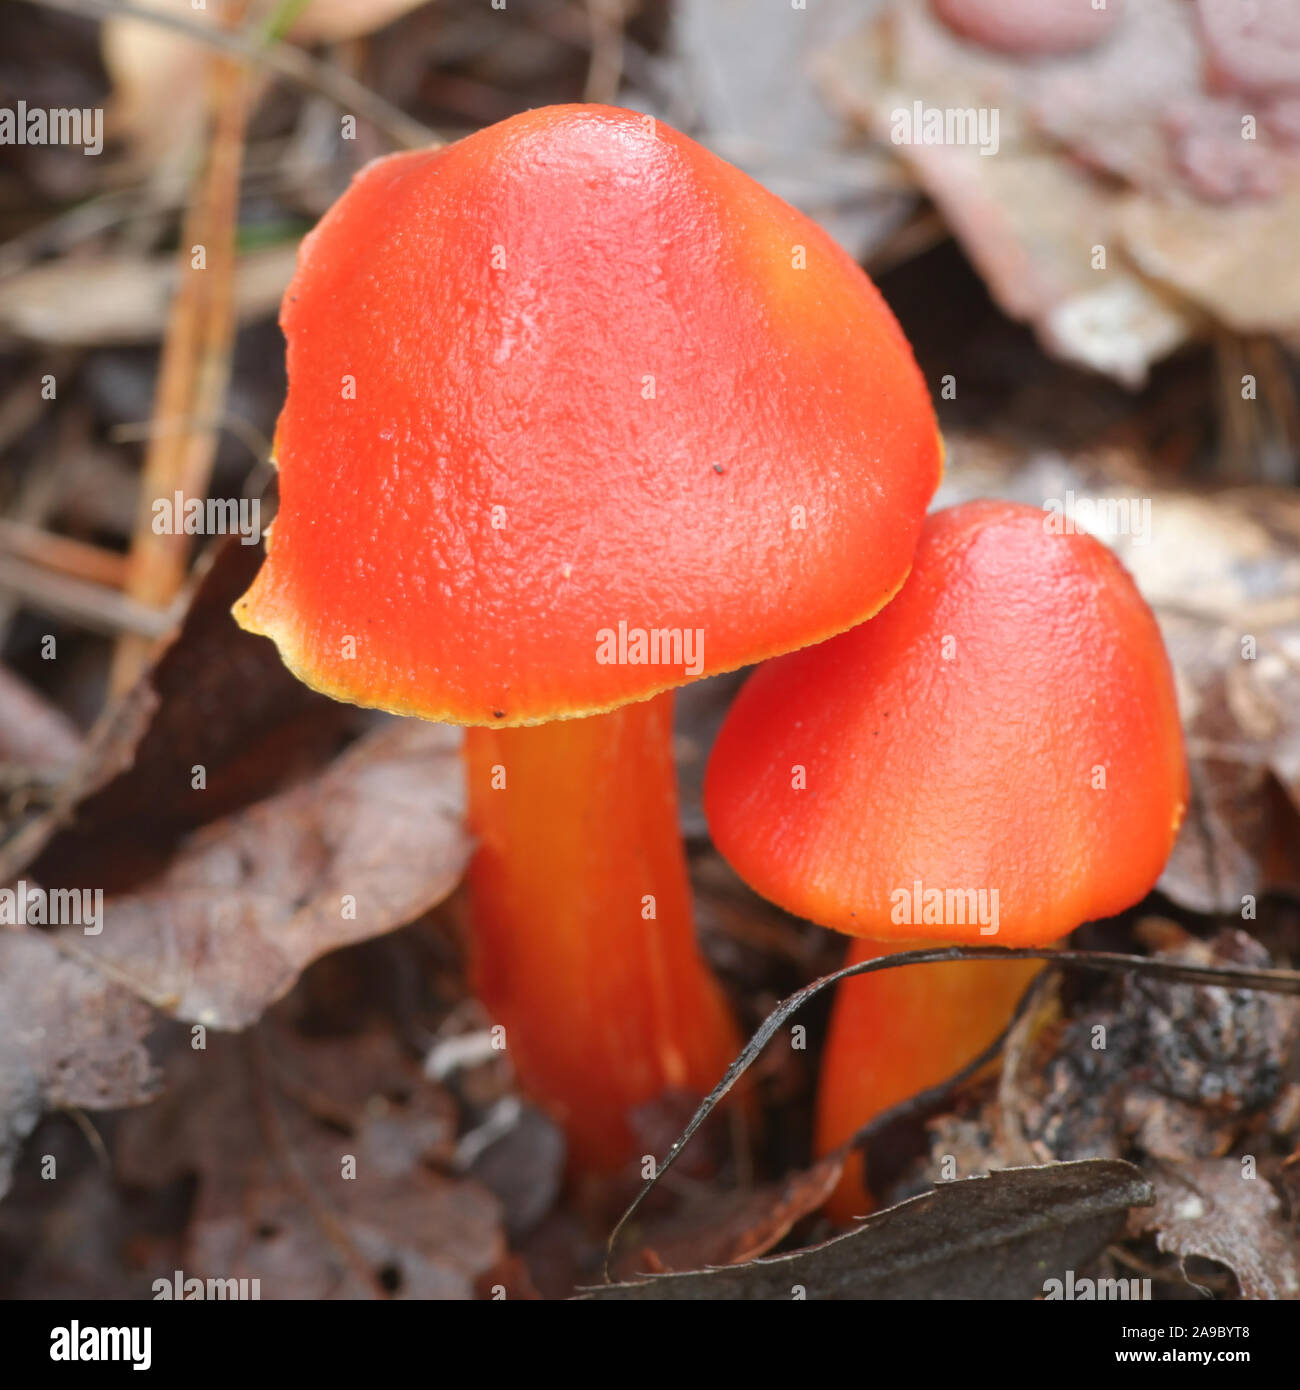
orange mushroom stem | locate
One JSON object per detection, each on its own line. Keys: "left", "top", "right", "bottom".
{"left": 464, "top": 694, "right": 739, "bottom": 1172}
{"left": 816, "top": 941, "right": 1042, "bottom": 1220}
{"left": 705, "top": 501, "right": 1188, "bottom": 1219}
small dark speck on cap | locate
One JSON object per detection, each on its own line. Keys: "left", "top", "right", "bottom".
{"left": 492, "top": 709, "right": 505, "bottom": 719}
{"left": 713, "top": 464, "right": 724, "bottom": 474}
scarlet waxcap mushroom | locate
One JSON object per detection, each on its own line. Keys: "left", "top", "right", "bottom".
{"left": 234, "top": 104, "right": 941, "bottom": 726}
{"left": 232, "top": 105, "right": 943, "bottom": 1175}
{"left": 705, "top": 498, "right": 1188, "bottom": 1217}
{"left": 704, "top": 499, "right": 1188, "bottom": 946}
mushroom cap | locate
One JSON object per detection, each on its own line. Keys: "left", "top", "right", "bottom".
{"left": 234, "top": 105, "right": 940, "bottom": 726}
{"left": 704, "top": 500, "right": 1188, "bottom": 945}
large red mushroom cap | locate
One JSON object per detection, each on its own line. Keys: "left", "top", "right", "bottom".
{"left": 234, "top": 104, "right": 940, "bottom": 726}
{"left": 704, "top": 500, "right": 1188, "bottom": 946}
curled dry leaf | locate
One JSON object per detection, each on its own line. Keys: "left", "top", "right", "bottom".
{"left": 101, "top": 0, "right": 213, "bottom": 166}
{"left": 817, "top": 0, "right": 1200, "bottom": 382}
{"left": 0, "top": 930, "right": 158, "bottom": 1199}
{"left": 56, "top": 719, "right": 470, "bottom": 1030}
{"left": 995, "top": 928, "right": 1299, "bottom": 1172}
{"left": 622, "top": 1155, "right": 844, "bottom": 1279}
{"left": 818, "top": 0, "right": 1300, "bottom": 372}
{"left": 588, "top": 1159, "right": 1152, "bottom": 1300}
{"left": 102, "top": 0, "right": 430, "bottom": 167}
{"left": 1133, "top": 1160, "right": 1300, "bottom": 1300}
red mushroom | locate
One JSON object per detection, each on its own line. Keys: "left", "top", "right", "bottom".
{"left": 234, "top": 105, "right": 942, "bottom": 1171}
{"left": 704, "top": 500, "right": 1188, "bottom": 1216}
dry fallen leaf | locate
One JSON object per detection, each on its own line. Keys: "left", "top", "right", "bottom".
{"left": 5, "top": 539, "right": 352, "bottom": 892}
{"left": 818, "top": 0, "right": 1202, "bottom": 383}
{"left": 589, "top": 1159, "right": 1152, "bottom": 1299}
{"left": 117, "top": 1023, "right": 504, "bottom": 1299}
{"left": 994, "top": 928, "right": 1299, "bottom": 1172}
{"left": 622, "top": 1155, "right": 843, "bottom": 1279}
{"left": 102, "top": 0, "right": 430, "bottom": 173}
{"left": 818, "top": 0, "right": 1300, "bottom": 376}
{"left": 56, "top": 718, "right": 469, "bottom": 1030}
{"left": 0, "top": 930, "right": 158, "bottom": 1199}
{"left": 1134, "top": 1159, "right": 1300, "bottom": 1300}
{"left": 1122, "top": 189, "right": 1300, "bottom": 335}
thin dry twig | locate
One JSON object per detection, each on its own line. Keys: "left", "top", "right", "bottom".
{"left": 109, "top": 0, "right": 252, "bottom": 692}
{"left": 0, "top": 552, "right": 177, "bottom": 637}
{"left": 0, "top": 521, "right": 128, "bottom": 589}
{"left": 583, "top": 0, "right": 629, "bottom": 105}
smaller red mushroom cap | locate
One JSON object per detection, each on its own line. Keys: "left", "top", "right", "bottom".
{"left": 704, "top": 500, "right": 1188, "bottom": 946}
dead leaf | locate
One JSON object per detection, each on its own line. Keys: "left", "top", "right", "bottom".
{"left": 13, "top": 539, "right": 354, "bottom": 894}
{"left": 1122, "top": 189, "right": 1300, "bottom": 334}
{"left": 997, "top": 929, "right": 1298, "bottom": 1171}
{"left": 1134, "top": 1159, "right": 1300, "bottom": 1299}
{"left": 818, "top": 2, "right": 1205, "bottom": 382}
{"left": 56, "top": 718, "right": 469, "bottom": 1029}
{"left": 0, "top": 666, "right": 82, "bottom": 773}
{"left": 587, "top": 1159, "right": 1152, "bottom": 1299}
{"left": 0, "top": 930, "right": 157, "bottom": 1199}
{"left": 819, "top": 0, "right": 1300, "bottom": 375}
{"left": 101, "top": 0, "right": 214, "bottom": 165}
{"left": 117, "top": 1023, "right": 503, "bottom": 1299}
{"left": 627, "top": 1155, "right": 843, "bottom": 1277}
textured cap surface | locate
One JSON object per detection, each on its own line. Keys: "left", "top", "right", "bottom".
{"left": 705, "top": 500, "right": 1188, "bottom": 944}
{"left": 235, "top": 105, "right": 940, "bottom": 724}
